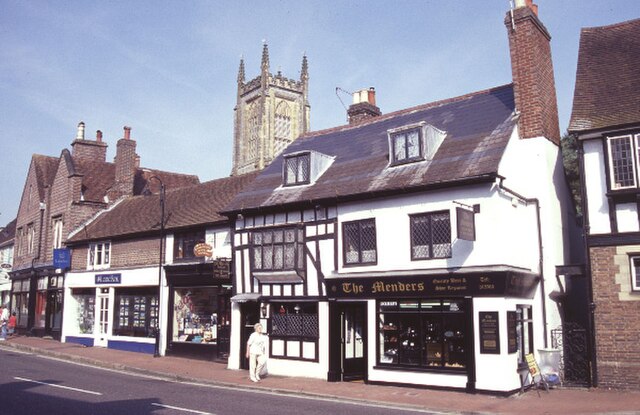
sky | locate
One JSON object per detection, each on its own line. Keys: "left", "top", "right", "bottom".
{"left": 0, "top": 0, "right": 638, "bottom": 224}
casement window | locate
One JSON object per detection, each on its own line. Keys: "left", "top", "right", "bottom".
{"left": 391, "top": 128, "right": 423, "bottom": 165}
{"left": 343, "top": 219, "right": 377, "bottom": 265}
{"left": 26, "top": 224, "right": 35, "bottom": 254}
{"left": 271, "top": 302, "right": 319, "bottom": 339}
{"left": 516, "top": 305, "right": 534, "bottom": 366}
{"left": 174, "top": 229, "right": 205, "bottom": 260}
{"left": 52, "top": 217, "right": 63, "bottom": 249}
{"left": 15, "top": 227, "right": 23, "bottom": 256}
{"left": 284, "top": 152, "right": 311, "bottom": 186}
{"left": 630, "top": 256, "right": 640, "bottom": 291}
{"left": 379, "top": 299, "right": 466, "bottom": 370}
{"left": 252, "top": 227, "right": 305, "bottom": 272}
{"left": 113, "top": 288, "right": 159, "bottom": 338}
{"left": 607, "top": 133, "right": 640, "bottom": 190}
{"left": 410, "top": 211, "right": 452, "bottom": 260}
{"left": 88, "top": 242, "right": 111, "bottom": 270}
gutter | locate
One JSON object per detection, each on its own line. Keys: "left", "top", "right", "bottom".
{"left": 497, "top": 176, "right": 548, "bottom": 348}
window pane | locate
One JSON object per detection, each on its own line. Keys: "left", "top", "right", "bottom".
{"left": 393, "top": 134, "right": 406, "bottom": 161}
{"left": 610, "top": 136, "right": 636, "bottom": 188}
{"left": 263, "top": 246, "right": 273, "bottom": 269}
{"left": 253, "top": 247, "right": 263, "bottom": 270}
{"left": 273, "top": 245, "right": 284, "bottom": 269}
{"left": 633, "top": 257, "right": 640, "bottom": 290}
{"left": 298, "top": 154, "right": 310, "bottom": 182}
{"left": 432, "top": 213, "right": 451, "bottom": 258}
{"left": 343, "top": 222, "right": 361, "bottom": 264}
{"left": 411, "top": 215, "right": 431, "bottom": 259}
{"left": 407, "top": 130, "right": 420, "bottom": 159}
{"left": 284, "top": 244, "right": 295, "bottom": 269}
{"left": 285, "top": 157, "right": 297, "bottom": 184}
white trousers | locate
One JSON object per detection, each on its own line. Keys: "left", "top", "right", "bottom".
{"left": 249, "top": 353, "right": 266, "bottom": 380}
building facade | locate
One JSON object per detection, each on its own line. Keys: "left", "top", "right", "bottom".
{"left": 231, "top": 44, "right": 310, "bottom": 176}
{"left": 10, "top": 123, "right": 199, "bottom": 339}
{"left": 224, "top": 1, "right": 574, "bottom": 393}
{"left": 0, "top": 219, "right": 16, "bottom": 306}
{"left": 568, "top": 18, "right": 640, "bottom": 390}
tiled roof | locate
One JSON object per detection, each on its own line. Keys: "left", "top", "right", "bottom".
{"left": 32, "top": 154, "right": 59, "bottom": 202}
{"left": 66, "top": 172, "right": 259, "bottom": 243}
{"left": 568, "top": 18, "right": 640, "bottom": 133}
{"left": 0, "top": 219, "right": 16, "bottom": 248}
{"left": 224, "top": 84, "right": 516, "bottom": 213}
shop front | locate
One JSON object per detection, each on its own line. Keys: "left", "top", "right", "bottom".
{"left": 326, "top": 268, "right": 539, "bottom": 393}
{"left": 164, "top": 260, "right": 232, "bottom": 361}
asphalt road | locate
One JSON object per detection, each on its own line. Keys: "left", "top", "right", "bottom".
{"left": 0, "top": 348, "right": 441, "bottom": 415}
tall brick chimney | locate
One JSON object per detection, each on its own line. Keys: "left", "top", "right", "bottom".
{"left": 112, "top": 126, "right": 138, "bottom": 199}
{"left": 505, "top": 0, "right": 560, "bottom": 144}
{"left": 347, "top": 87, "right": 381, "bottom": 124}
{"left": 70, "top": 121, "right": 108, "bottom": 162}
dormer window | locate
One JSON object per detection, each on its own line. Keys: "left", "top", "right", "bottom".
{"left": 284, "top": 152, "right": 310, "bottom": 186}
{"left": 392, "top": 128, "right": 423, "bottom": 165}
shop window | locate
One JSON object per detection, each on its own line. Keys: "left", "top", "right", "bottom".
{"left": 410, "top": 211, "right": 451, "bottom": 260}
{"left": 113, "top": 289, "right": 158, "bottom": 337}
{"left": 343, "top": 219, "right": 377, "bottom": 265}
{"left": 630, "top": 256, "right": 640, "bottom": 291}
{"left": 72, "top": 289, "right": 95, "bottom": 334}
{"left": 11, "top": 279, "right": 30, "bottom": 327}
{"left": 283, "top": 152, "right": 311, "bottom": 186}
{"left": 35, "top": 277, "right": 47, "bottom": 328}
{"left": 251, "top": 227, "right": 305, "bottom": 272}
{"left": 271, "top": 303, "right": 318, "bottom": 339}
{"left": 88, "top": 242, "right": 110, "bottom": 270}
{"left": 174, "top": 229, "right": 205, "bottom": 260}
{"left": 172, "top": 287, "right": 229, "bottom": 344}
{"left": 378, "top": 299, "right": 466, "bottom": 370}
{"left": 52, "top": 217, "right": 63, "bottom": 249}
{"left": 516, "top": 305, "right": 534, "bottom": 366}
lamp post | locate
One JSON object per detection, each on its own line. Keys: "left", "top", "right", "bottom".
{"left": 147, "top": 176, "right": 165, "bottom": 358}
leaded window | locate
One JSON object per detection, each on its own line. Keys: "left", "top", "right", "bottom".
{"left": 284, "top": 153, "right": 310, "bottom": 186}
{"left": 252, "top": 227, "right": 305, "bottom": 272}
{"left": 271, "top": 303, "right": 318, "bottom": 339}
{"left": 391, "top": 128, "right": 423, "bottom": 165}
{"left": 608, "top": 134, "right": 640, "bottom": 190}
{"left": 410, "top": 211, "right": 451, "bottom": 260}
{"left": 343, "top": 219, "right": 377, "bottom": 265}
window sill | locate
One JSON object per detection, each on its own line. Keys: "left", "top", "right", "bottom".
{"left": 373, "top": 364, "right": 466, "bottom": 374}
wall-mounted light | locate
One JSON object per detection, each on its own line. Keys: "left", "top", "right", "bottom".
{"left": 260, "top": 303, "right": 268, "bottom": 318}
{"left": 294, "top": 304, "right": 301, "bottom": 314}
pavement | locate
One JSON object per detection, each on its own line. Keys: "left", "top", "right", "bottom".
{"left": 0, "top": 336, "right": 638, "bottom": 415}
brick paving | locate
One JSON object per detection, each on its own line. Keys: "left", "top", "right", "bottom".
{"left": 1, "top": 336, "right": 639, "bottom": 414}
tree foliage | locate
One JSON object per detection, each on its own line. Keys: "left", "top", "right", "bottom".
{"left": 561, "top": 133, "right": 582, "bottom": 214}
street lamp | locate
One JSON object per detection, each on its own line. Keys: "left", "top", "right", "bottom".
{"left": 146, "top": 175, "right": 165, "bottom": 358}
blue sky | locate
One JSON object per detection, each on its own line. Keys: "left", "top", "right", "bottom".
{"left": 0, "top": 0, "right": 638, "bottom": 223}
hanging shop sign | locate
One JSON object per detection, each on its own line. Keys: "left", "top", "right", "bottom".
{"left": 95, "top": 273, "right": 122, "bottom": 285}
{"left": 213, "top": 258, "right": 231, "bottom": 279}
{"left": 479, "top": 311, "right": 500, "bottom": 354}
{"left": 193, "top": 243, "right": 213, "bottom": 258}
{"left": 327, "top": 272, "right": 538, "bottom": 299}
{"left": 53, "top": 248, "right": 71, "bottom": 269}
{"left": 1, "top": 263, "right": 12, "bottom": 270}
{"left": 456, "top": 207, "right": 476, "bottom": 241}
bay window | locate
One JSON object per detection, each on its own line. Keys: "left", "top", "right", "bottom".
{"left": 251, "top": 227, "right": 305, "bottom": 272}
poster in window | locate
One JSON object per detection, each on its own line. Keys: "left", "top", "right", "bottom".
{"left": 479, "top": 311, "right": 500, "bottom": 354}
{"left": 507, "top": 311, "right": 517, "bottom": 354}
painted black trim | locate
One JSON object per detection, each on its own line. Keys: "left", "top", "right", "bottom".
{"left": 587, "top": 232, "right": 640, "bottom": 247}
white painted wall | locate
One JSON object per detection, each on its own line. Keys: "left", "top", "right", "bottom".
{"left": 616, "top": 203, "right": 640, "bottom": 233}
{"left": 582, "top": 139, "right": 611, "bottom": 234}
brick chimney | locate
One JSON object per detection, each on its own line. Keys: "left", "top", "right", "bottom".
{"left": 111, "top": 126, "right": 138, "bottom": 199}
{"left": 70, "top": 121, "right": 108, "bottom": 162}
{"left": 505, "top": 0, "right": 560, "bottom": 144}
{"left": 347, "top": 87, "right": 381, "bottom": 124}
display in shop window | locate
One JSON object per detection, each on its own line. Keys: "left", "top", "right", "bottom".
{"left": 172, "top": 287, "right": 229, "bottom": 344}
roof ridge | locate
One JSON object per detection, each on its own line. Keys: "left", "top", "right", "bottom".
{"left": 301, "top": 83, "right": 514, "bottom": 139}
{"left": 581, "top": 17, "right": 640, "bottom": 32}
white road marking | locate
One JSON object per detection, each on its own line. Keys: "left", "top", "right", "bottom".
{"left": 151, "top": 402, "right": 215, "bottom": 414}
{"left": 13, "top": 376, "right": 103, "bottom": 396}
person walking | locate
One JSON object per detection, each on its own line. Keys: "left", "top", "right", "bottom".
{"left": 8, "top": 312, "right": 17, "bottom": 336}
{"left": 245, "top": 323, "right": 267, "bottom": 382}
{"left": 0, "top": 305, "right": 9, "bottom": 340}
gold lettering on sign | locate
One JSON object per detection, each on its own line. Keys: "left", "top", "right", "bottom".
{"left": 342, "top": 282, "right": 363, "bottom": 294}
{"left": 371, "top": 281, "right": 425, "bottom": 294}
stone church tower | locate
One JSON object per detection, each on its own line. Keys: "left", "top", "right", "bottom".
{"left": 231, "top": 43, "right": 310, "bottom": 175}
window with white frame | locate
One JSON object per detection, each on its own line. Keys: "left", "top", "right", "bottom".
{"left": 283, "top": 152, "right": 311, "bottom": 186}
{"left": 52, "top": 217, "right": 63, "bottom": 249}
{"left": 607, "top": 133, "right": 640, "bottom": 190}
{"left": 88, "top": 242, "right": 111, "bottom": 269}
{"left": 27, "top": 224, "right": 35, "bottom": 254}
{"left": 630, "top": 256, "right": 640, "bottom": 291}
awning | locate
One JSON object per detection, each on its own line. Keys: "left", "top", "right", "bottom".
{"left": 252, "top": 271, "right": 304, "bottom": 284}
{"left": 230, "top": 293, "right": 261, "bottom": 303}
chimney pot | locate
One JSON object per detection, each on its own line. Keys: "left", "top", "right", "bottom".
{"left": 96, "top": 130, "right": 103, "bottom": 142}
{"left": 76, "top": 121, "right": 85, "bottom": 141}
{"left": 124, "top": 126, "right": 132, "bottom": 140}
{"left": 347, "top": 87, "right": 382, "bottom": 124}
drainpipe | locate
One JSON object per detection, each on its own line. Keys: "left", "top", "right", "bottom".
{"left": 497, "top": 176, "right": 548, "bottom": 348}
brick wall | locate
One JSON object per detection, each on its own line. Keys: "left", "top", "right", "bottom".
{"left": 13, "top": 160, "right": 46, "bottom": 270}
{"left": 70, "top": 236, "right": 160, "bottom": 271}
{"left": 71, "top": 139, "right": 107, "bottom": 162}
{"left": 590, "top": 246, "right": 640, "bottom": 390}
{"left": 112, "top": 132, "right": 137, "bottom": 199}
{"left": 505, "top": 6, "right": 560, "bottom": 145}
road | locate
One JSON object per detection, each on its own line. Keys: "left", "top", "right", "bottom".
{"left": 0, "top": 348, "right": 443, "bottom": 415}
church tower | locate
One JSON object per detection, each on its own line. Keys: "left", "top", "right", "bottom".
{"left": 231, "top": 43, "right": 310, "bottom": 175}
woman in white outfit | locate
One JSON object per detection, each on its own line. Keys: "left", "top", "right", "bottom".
{"left": 246, "top": 323, "right": 267, "bottom": 382}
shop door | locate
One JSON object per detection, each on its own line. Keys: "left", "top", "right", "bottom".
{"left": 96, "top": 290, "right": 110, "bottom": 347}
{"left": 240, "top": 302, "right": 260, "bottom": 370}
{"left": 341, "top": 302, "right": 367, "bottom": 381}
{"left": 45, "top": 290, "right": 63, "bottom": 337}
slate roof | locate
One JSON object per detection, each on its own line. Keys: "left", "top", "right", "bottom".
{"left": 568, "top": 18, "right": 640, "bottom": 133}
{"left": 224, "top": 84, "right": 517, "bottom": 213}
{"left": 0, "top": 219, "right": 16, "bottom": 248}
{"left": 67, "top": 172, "right": 259, "bottom": 243}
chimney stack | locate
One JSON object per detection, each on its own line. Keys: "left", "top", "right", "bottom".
{"left": 71, "top": 121, "right": 108, "bottom": 162}
{"left": 347, "top": 87, "right": 382, "bottom": 124}
{"left": 112, "top": 125, "right": 138, "bottom": 199}
{"left": 505, "top": 0, "right": 560, "bottom": 144}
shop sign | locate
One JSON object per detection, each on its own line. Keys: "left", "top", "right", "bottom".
{"left": 456, "top": 207, "right": 475, "bottom": 241}
{"left": 507, "top": 311, "right": 518, "bottom": 353}
{"left": 53, "top": 248, "right": 71, "bottom": 269}
{"left": 0, "top": 263, "right": 12, "bottom": 270}
{"left": 193, "top": 243, "right": 213, "bottom": 258}
{"left": 327, "top": 272, "right": 538, "bottom": 299}
{"left": 95, "top": 273, "right": 121, "bottom": 285}
{"left": 479, "top": 311, "right": 500, "bottom": 354}
{"left": 213, "top": 258, "right": 231, "bottom": 279}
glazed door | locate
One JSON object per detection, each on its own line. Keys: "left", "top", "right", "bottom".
{"left": 342, "top": 302, "right": 367, "bottom": 381}
{"left": 95, "top": 290, "right": 110, "bottom": 347}
{"left": 240, "top": 302, "right": 260, "bottom": 370}
{"left": 45, "top": 290, "right": 63, "bottom": 336}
